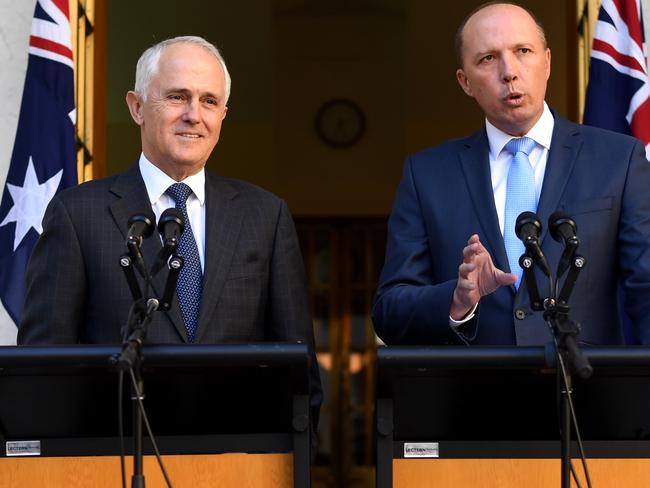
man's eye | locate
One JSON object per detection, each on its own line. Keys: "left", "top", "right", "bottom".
{"left": 519, "top": 48, "right": 531, "bottom": 54}
{"left": 169, "top": 94, "right": 184, "bottom": 101}
{"left": 480, "top": 54, "right": 494, "bottom": 63}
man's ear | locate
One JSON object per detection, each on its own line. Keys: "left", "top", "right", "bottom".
{"left": 456, "top": 68, "right": 473, "bottom": 97}
{"left": 125, "top": 91, "right": 144, "bottom": 126}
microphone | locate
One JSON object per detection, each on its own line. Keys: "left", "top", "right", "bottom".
{"left": 549, "top": 211, "right": 579, "bottom": 277}
{"left": 549, "top": 211, "right": 579, "bottom": 246}
{"left": 126, "top": 211, "right": 156, "bottom": 276}
{"left": 515, "top": 211, "right": 551, "bottom": 276}
{"left": 156, "top": 208, "right": 185, "bottom": 264}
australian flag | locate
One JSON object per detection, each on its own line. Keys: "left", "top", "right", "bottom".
{"left": 583, "top": 0, "right": 650, "bottom": 344}
{"left": 0, "top": 0, "right": 77, "bottom": 331}
{"left": 583, "top": 0, "right": 650, "bottom": 157}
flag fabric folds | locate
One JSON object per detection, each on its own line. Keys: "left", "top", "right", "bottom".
{"left": 0, "top": 0, "right": 77, "bottom": 327}
{"left": 583, "top": 0, "right": 650, "bottom": 157}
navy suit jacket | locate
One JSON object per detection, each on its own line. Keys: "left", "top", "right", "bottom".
{"left": 18, "top": 165, "right": 322, "bottom": 424}
{"left": 373, "top": 113, "right": 650, "bottom": 346}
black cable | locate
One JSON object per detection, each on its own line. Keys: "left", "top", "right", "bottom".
{"left": 570, "top": 463, "right": 584, "bottom": 488}
{"left": 555, "top": 349, "right": 593, "bottom": 488}
{"left": 128, "top": 368, "right": 174, "bottom": 488}
{"left": 549, "top": 329, "right": 593, "bottom": 488}
{"left": 118, "top": 370, "right": 127, "bottom": 488}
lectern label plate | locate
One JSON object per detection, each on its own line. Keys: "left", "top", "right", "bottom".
{"left": 6, "top": 441, "right": 40, "bottom": 456}
{"left": 404, "top": 442, "right": 439, "bottom": 458}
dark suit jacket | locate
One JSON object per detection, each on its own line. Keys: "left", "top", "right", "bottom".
{"left": 18, "top": 165, "right": 322, "bottom": 421}
{"left": 372, "top": 113, "right": 650, "bottom": 346}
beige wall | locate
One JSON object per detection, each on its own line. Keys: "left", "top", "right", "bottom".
{"left": 107, "top": 0, "right": 573, "bottom": 217}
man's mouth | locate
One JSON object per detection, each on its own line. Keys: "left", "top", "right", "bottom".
{"left": 504, "top": 92, "right": 524, "bottom": 106}
{"left": 177, "top": 133, "right": 202, "bottom": 139}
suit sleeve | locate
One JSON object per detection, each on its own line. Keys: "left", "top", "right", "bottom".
{"left": 372, "top": 156, "right": 464, "bottom": 345}
{"left": 18, "top": 195, "right": 86, "bottom": 344}
{"left": 617, "top": 140, "right": 650, "bottom": 344}
{"left": 266, "top": 200, "right": 323, "bottom": 438}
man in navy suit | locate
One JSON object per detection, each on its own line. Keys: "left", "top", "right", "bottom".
{"left": 373, "top": 2, "right": 650, "bottom": 346}
{"left": 18, "top": 37, "right": 321, "bottom": 427}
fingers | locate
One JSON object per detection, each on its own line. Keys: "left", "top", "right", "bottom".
{"left": 457, "top": 261, "right": 476, "bottom": 281}
{"left": 451, "top": 235, "right": 485, "bottom": 319}
{"left": 451, "top": 277, "right": 478, "bottom": 320}
{"left": 462, "top": 236, "right": 486, "bottom": 264}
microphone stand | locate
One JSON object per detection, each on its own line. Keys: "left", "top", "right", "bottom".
{"left": 113, "top": 248, "right": 183, "bottom": 488}
{"left": 520, "top": 251, "right": 592, "bottom": 488}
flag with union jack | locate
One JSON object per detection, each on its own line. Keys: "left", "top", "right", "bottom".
{"left": 0, "top": 0, "right": 77, "bottom": 332}
{"left": 583, "top": 0, "right": 650, "bottom": 157}
{"left": 583, "top": 0, "right": 650, "bottom": 344}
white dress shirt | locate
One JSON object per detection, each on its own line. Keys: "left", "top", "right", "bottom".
{"left": 487, "top": 102, "right": 554, "bottom": 235}
{"left": 450, "top": 102, "right": 555, "bottom": 327}
{"left": 138, "top": 154, "right": 206, "bottom": 271}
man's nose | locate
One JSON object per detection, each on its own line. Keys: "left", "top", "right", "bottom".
{"left": 501, "top": 54, "right": 518, "bottom": 83}
{"left": 182, "top": 99, "right": 200, "bottom": 123}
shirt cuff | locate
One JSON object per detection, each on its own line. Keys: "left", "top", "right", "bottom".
{"left": 449, "top": 303, "right": 478, "bottom": 328}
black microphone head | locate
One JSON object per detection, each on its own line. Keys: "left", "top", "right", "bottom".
{"left": 515, "top": 211, "right": 542, "bottom": 241}
{"left": 158, "top": 208, "right": 185, "bottom": 236}
{"left": 548, "top": 211, "right": 577, "bottom": 243}
{"left": 127, "top": 211, "right": 156, "bottom": 239}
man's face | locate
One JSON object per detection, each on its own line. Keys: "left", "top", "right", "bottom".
{"left": 455, "top": 4, "right": 550, "bottom": 136}
{"left": 126, "top": 43, "right": 228, "bottom": 180}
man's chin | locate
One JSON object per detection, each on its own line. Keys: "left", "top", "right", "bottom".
{"left": 170, "top": 153, "right": 208, "bottom": 169}
{"left": 493, "top": 112, "right": 539, "bottom": 136}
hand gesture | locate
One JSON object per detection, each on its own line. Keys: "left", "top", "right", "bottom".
{"left": 450, "top": 234, "right": 517, "bottom": 320}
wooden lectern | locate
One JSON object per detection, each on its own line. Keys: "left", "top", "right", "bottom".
{"left": 0, "top": 344, "right": 312, "bottom": 488}
{"left": 376, "top": 346, "right": 650, "bottom": 488}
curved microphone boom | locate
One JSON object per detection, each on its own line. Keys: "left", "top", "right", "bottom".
{"left": 515, "top": 211, "right": 551, "bottom": 277}
{"left": 126, "top": 211, "right": 156, "bottom": 276}
{"left": 549, "top": 211, "right": 579, "bottom": 278}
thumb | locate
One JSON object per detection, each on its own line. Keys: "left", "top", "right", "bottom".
{"left": 495, "top": 269, "right": 518, "bottom": 286}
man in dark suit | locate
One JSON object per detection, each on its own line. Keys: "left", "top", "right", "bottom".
{"left": 373, "top": 2, "right": 650, "bottom": 346}
{"left": 18, "top": 36, "right": 321, "bottom": 418}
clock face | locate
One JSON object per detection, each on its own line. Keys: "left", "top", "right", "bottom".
{"left": 314, "top": 99, "right": 366, "bottom": 148}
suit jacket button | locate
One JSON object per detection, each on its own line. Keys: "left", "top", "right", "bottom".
{"left": 514, "top": 309, "right": 526, "bottom": 320}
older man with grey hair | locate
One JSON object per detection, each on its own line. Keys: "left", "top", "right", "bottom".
{"left": 18, "top": 36, "right": 322, "bottom": 426}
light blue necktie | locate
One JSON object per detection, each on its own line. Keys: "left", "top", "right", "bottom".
{"left": 165, "top": 183, "right": 203, "bottom": 342}
{"left": 503, "top": 137, "right": 537, "bottom": 287}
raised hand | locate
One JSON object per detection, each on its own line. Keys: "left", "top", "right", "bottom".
{"left": 450, "top": 234, "right": 517, "bottom": 320}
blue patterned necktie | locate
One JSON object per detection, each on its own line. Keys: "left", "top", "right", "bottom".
{"left": 503, "top": 137, "right": 537, "bottom": 287}
{"left": 165, "top": 183, "right": 203, "bottom": 342}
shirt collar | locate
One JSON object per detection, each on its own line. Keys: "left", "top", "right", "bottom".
{"left": 138, "top": 153, "right": 206, "bottom": 205}
{"left": 485, "top": 102, "right": 555, "bottom": 159}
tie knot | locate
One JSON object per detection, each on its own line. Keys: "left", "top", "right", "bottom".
{"left": 166, "top": 183, "right": 193, "bottom": 206}
{"left": 505, "top": 136, "right": 536, "bottom": 157}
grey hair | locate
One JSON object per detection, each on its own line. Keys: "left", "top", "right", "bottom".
{"left": 134, "top": 35, "right": 231, "bottom": 104}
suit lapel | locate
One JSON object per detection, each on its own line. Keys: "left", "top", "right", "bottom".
{"left": 459, "top": 130, "right": 511, "bottom": 274}
{"left": 196, "top": 173, "right": 242, "bottom": 342}
{"left": 108, "top": 165, "right": 187, "bottom": 341}
{"left": 536, "top": 114, "right": 583, "bottom": 244}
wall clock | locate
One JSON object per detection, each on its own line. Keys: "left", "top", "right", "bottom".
{"left": 314, "top": 99, "right": 366, "bottom": 148}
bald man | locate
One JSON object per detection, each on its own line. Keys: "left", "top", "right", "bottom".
{"left": 373, "top": 2, "right": 650, "bottom": 346}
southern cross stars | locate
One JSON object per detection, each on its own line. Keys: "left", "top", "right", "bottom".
{"left": 0, "top": 156, "right": 62, "bottom": 251}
